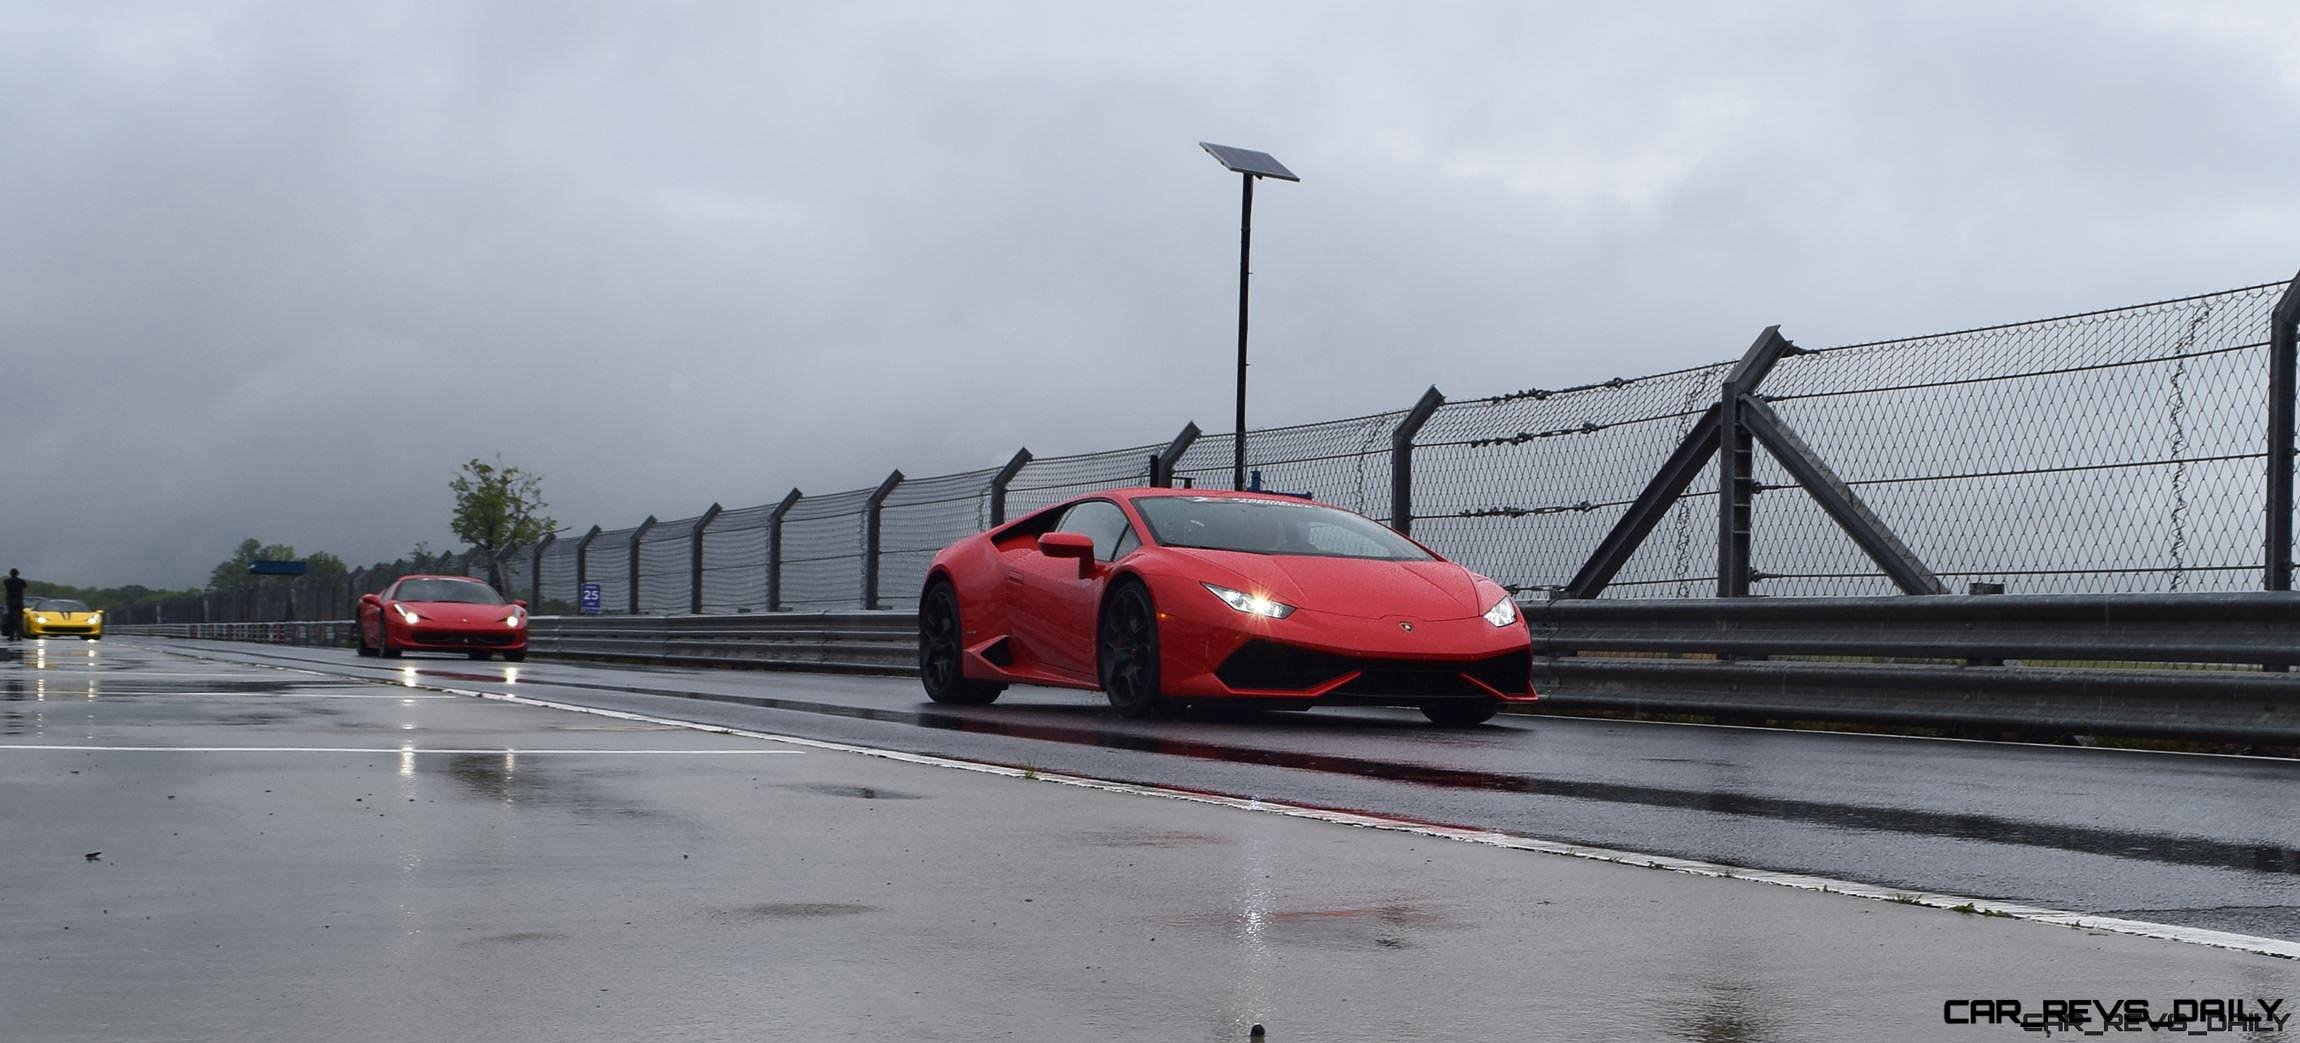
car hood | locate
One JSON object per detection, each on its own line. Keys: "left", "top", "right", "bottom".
{"left": 403, "top": 602, "right": 517, "bottom": 624}
{"left": 1163, "top": 548, "right": 1491, "bottom": 620}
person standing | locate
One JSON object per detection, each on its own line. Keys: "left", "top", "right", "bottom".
{"left": 3, "top": 569, "right": 24, "bottom": 642}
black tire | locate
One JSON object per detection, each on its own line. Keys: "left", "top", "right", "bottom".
{"left": 467, "top": 650, "right": 492, "bottom": 660}
{"left": 504, "top": 650, "right": 527, "bottom": 663}
{"left": 1422, "top": 699, "right": 1499, "bottom": 727}
{"left": 1098, "top": 581, "right": 1168, "bottom": 718}
{"left": 355, "top": 620, "right": 377, "bottom": 657}
{"left": 919, "top": 582, "right": 1002, "bottom": 705}
{"left": 378, "top": 621, "right": 402, "bottom": 659}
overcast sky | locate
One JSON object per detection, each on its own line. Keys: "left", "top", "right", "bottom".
{"left": 4, "top": 1, "right": 2297, "bottom": 588}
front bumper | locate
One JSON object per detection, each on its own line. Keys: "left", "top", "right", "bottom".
{"left": 386, "top": 622, "right": 526, "bottom": 651}
{"left": 1153, "top": 588, "right": 1536, "bottom": 703}
{"left": 26, "top": 622, "right": 100, "bottom": 637}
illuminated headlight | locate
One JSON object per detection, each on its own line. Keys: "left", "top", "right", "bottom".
{"left": 89, "top": 612, "right": 101, "bottom": 623}
{"left": 1203, "top": 583, "right": 1294, "bottom": 620}
{"left": 506, "top": 608, "right": 525, "bottom": 627}
{"left": 1484, "top": 595, "right": 1519, "bottom": 628}
{"left": 33, "top": 615, "right": 49, "bottom": 624}
{"left": 394, "top": 604, "right": 421, "bottom": 625}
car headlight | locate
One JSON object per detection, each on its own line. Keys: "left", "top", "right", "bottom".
{"left": 394, "top": 604, "right": 421, "bottom": 625}
{"left": 1484, "top": 595, "right": 1519, "bottom": 628}
{"left": 89, "top": 612, "right": 101, "bottom": 622}
{"left": 1203, "top": 583, "right": 1295, "bottom": 620}
{"left": 33, "top": 615, "right": 48, "bottom": 624}
{"left": 506, "top": 608, "right": 525, "bottom": 627}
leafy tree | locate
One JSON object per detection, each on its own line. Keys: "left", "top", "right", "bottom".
{"left": 449, "top": 456, "right": 557, "bottom": 591}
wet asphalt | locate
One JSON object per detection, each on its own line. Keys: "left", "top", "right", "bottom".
{"left": 131, "top": 636, "right": 2300, "bottom": 942}
{"left": 3, "top": 639, "right": 2296, "bottom": 1041}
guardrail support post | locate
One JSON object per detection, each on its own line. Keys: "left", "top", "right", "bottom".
{"left": 2269, "top": 273, "right": 2299, "bottom": 594}
{"left": 690, "top": 504, "right": 721, "bottom": 615}
{"left": 1389, "top": 386, "right": 1445, "bottom": 534}
{"left": 573, "top": 525, "right": 602, "bottom": 598}
{"left": 768, "top": 489, "right": 802, "bottom": 612}
{"left": 989, "top": 448, "right": 1032, "bottom": 527}
{"left": 627, "top": 516, "right": 657, "bottom": 615}
{"left": 1717, "top": 328, "right": 1795, "bottom": 596}
{"left": 863, "top": 470, "right": 905, "bottom": 610}
{"left": 528, "top": 533, "right": 556, "bottom": 608}
{"left": 1153, "top": 422, "right": 1201, "bottom": 487}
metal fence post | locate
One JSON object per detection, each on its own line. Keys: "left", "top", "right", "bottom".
{"left": 1717, "top": 327, "right": 1796, "bottom": 597}
{"left": 863, "top": 470, "right": 905, "bottom": 610}
{"left": 989, "top": 448, "right": 1032, "bottom": 527}
{"left": 573, "top": 525, "right": 602, "bottom": 598}
{"left": 1153, "top": 422, "right": 1201, "bottom": 487}
{"left": 348, "top": 568, "right": 366, "bottom": 616}
{"left": 627, "top": 517, "right": 657, "bottom": 615}
{"left": 528, "top": 533, "right": 556, "bottom": 608}
{"left": 1389, "top": 386, "right": 1445, "bottom": 534}
{"left": 690, "top": 504, "right": 722, "bottom": 615}
{"left": 768, "top": 489, "right": 802, "bottom": 612}
{"left": 2268, "top": 273, "right": 2299, "bottom": 592}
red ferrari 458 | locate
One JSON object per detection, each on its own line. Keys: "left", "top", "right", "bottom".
{"left": 919, "top": 488, "right": 1536, "bottom": 725}
{"left": 357, "top": 574, "right": 529, "bottom": 661}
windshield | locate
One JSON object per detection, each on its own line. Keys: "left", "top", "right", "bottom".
{"left": 43, "top": 599, "right": 91, "bottom": 613}
{"left": 1133, "top": 497, "right": 1435, "bottom": 561}
{"left": 392, "top": 579, "right": 506, "bottom": 605}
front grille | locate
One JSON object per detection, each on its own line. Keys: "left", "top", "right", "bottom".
{"left": 1216, "top": 641, "right": 1528, "bottom": 697}
{"left": 39, "top": 625, "right": 94, "bottom": 634}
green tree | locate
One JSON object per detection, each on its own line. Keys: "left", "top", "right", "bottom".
{"left": 449, "top": 456, "right": 557, "bottom": 591}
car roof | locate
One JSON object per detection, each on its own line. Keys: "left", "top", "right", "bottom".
{"left": 1105, "top": 486, "right": 1322, "bottom": 504}
{"left": 393, "top": 574, "right": 488, "bottom": 583}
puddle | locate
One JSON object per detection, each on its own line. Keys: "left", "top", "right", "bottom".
{"left": 729, "top": 903, "right": 877, "bottom": 919}
{"left": 434, "top": 752, "right": 663, "bottom": 820}
{"left": 1075, "top": 829, "right": 1230, "bottom": 848}
{"left": 463, "top": 931, "right": 566, "bottom": 946}
{"left": 1178, "top": 902, "right": 1461, "bottom": 952}
{"left": 784, "top": 783, "right": 924, "bottom": 801}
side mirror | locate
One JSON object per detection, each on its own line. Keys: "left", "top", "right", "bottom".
{"left": 513, "top": 599, "right": 528, "bottom": 609}
{"left": 1037, "top": 532, "right": 1098, "bottom": 577}
{"left": 1038, "top": 532, "right": 1094, "bottom": 559}
{"left": 359, "top": 594, "right": 381, "bottom": 607}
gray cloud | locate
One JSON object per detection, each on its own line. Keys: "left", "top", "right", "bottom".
{"left": 4, "top": 1, "right": 2296, "bottom": 587}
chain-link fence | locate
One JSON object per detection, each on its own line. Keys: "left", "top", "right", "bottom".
{"left": 121, "top": 275, "right": 2300, "bottom": 623}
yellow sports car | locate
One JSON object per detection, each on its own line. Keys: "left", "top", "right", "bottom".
{"left": 24, "top": 598, "right": 102, "bottom": 640}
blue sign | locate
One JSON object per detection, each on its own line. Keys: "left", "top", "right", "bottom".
{"left": 578, "top": 583, "right": 602, "bottom": 615}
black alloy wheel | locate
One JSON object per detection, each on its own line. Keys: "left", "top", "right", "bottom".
{"left": 919, "top": 582, "right": 1001, "bottom": 705}
{"left": 1098, "top": 582, "right": 1167, "bottom": 718}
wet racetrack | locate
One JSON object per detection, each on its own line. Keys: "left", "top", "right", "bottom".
{"left": 67, "top": 635, "right": 2300, "bottom": 943}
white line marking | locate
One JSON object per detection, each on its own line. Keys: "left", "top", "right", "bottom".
{"left": 0, "top": 745, "right": 800, "bottom": 755}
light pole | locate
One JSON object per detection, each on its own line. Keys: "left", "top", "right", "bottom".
{"left": 1199, "top": 142, "right": 1298, "bottom": 491}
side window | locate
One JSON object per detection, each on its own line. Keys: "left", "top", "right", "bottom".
{"left": 1054, "top": 500, "right": 1134, "bottom": 562}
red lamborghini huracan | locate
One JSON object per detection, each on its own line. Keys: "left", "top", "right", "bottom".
{"left": 918, "top": 488, "right": 1536, "bottom": 725}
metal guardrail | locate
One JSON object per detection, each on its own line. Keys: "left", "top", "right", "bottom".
{"left": 1525, "top": 592, "right": 2300, "bottom": 742}
{"left": 115, "top": 614, "right": 917, "bottom": 674}
{"left": 118, "top": 593, "right": 2300, "bottom": 742}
